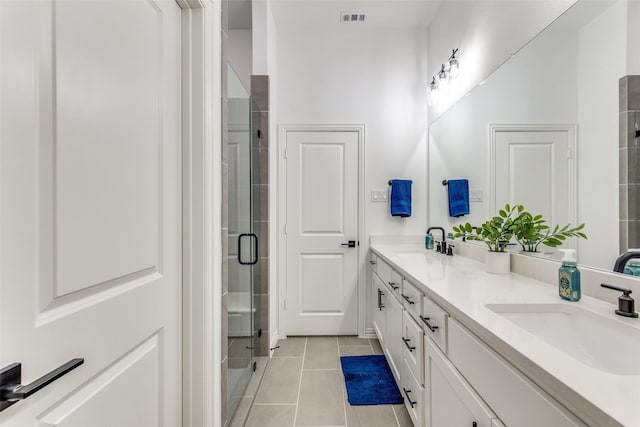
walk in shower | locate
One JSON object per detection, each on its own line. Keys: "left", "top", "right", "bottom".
{"left": 226, "top": 64, "right": 266, "bottom": 422}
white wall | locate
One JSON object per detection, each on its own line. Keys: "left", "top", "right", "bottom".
{"left": 228, "top": 29, "right": 252, "bottom": 91}
{"left": 576, "top": 0, "right": 626, "bottom": 271}
{"left": 427, "top": 0, "right": 576, "bottom": 123}
{"left": 252, "top": 0, "right": 279, "bottom": 347}
{"left": 627, "top": 0, "right": 640, "bottom": 74}
{"left": 277, "top": 27, "right": 429, "bottom": 238}
{"left": 428, "top": 1, "right": 627, "bottom": 270}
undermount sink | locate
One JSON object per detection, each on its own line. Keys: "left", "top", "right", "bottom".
{"left": 485, "top": 303, "right": 640, "bottom": 375}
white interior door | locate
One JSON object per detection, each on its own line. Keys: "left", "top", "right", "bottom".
{"left": 492, "top": 127, "right": 576, "bottom": 240}
{"left": 0, "top": 1, "right": 182, "bottom": 426}
{"left": 285, "top": 130, "right": 359, "bottom": 335}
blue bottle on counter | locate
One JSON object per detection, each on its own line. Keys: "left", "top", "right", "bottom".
{"left": 425, "top": 232, "right": 434, "bottom": 249}
{"left": 558, "top": 249, "right": 580, "bottom": 302}
{"left": 624, "top": 260, "right": 640, "bottom": 276}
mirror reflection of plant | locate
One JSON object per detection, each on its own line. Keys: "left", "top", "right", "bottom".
{"left": 453, "top": 204, "right": 524, "bottom": 252}
{"left": 512, "top": 212, "right": 587, "bottom": 252}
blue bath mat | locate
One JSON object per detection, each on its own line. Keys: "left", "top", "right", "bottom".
{"left": 340, "top": 355, "right": 403, "bottom": 405}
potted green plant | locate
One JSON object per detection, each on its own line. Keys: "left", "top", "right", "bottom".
{"left": 453, "top": 204, "right": 524, "bottom": 274}
{"left": 512, "top": 211, "right": 587, "bottom": 253}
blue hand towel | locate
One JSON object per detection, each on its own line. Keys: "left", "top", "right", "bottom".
{"left": 390, "top": 179, "right": 412, "bottom": 217}
{"left": 448, "top": 179, "right": 470, "bottom": 217}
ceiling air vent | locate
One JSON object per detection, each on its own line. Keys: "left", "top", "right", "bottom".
{"left": 340, "top": 12, "right": 366, "bottom": 23}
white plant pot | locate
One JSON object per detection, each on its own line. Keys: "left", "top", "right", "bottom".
{"left": 485, "top": 251, "right": 511, "bottom": 274}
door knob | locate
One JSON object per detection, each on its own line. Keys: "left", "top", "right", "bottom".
{"left": 340, "top": 240, "right": 357, "bottom": 248}
{"left": 1, "top": 358, "right": 84, "bottom": 411}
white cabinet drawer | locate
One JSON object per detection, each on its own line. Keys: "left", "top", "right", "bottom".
{"left": 402, "top": 310, "right": 424, "bottom": 386}
{"left": 448, "top": 319, "right": 586, "bottom": 427}
{"left": 389, "top": 269, "right": 403, "bottom": 299}
{"left": 375, "top": 257, "right": 392, "bottom": 285}
{"left": 401, "top": 279, "right": 422, "bottom": 320}
{"left": 425, "top": 335, "right": 497, "bottom": 427}
{"left": 375, "top": 257, "right": 403, "bottom": 300}
{"left": 420, "top": 296, "right": 448, "bottom": 353}
{"left": 401, "top": 358, "right": 424, "bottom": 427}
{"left": 368, "top": 252, "right": 378, "bottom": 273}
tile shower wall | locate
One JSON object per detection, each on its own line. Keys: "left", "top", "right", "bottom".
{"left": 251, "top": 75, "right": 270, "bottom": 357}
{"left": 620, "top": 75, "right": 640, "bottom": 251}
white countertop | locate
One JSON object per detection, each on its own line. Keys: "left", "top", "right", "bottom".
{"left": 370, "top": 243, "right": 640, "bottom": 427}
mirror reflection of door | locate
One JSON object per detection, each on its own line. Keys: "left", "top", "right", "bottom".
{"left": 490, "top": 125, "right": 577, "bottom": 253}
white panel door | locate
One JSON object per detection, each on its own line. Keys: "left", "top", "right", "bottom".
{"left": 285, "top": 131, "right": 359, "bottom": 335}
{"left": 494, "top": 129, "right": 574, "bottom": 233}
{"left": 0, "top": 1, "right": 181, "bottom": 426}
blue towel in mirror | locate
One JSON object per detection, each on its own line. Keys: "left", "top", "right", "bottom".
{"left": 390, "top": 179, "right": 412, "bottom": 217}
{"left": 448, "top": 179, "right": 470, "bottom": 217}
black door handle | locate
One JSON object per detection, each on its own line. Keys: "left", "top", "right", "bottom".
{"left": 238, "top": 233, "right": 258, "bottom": 265}
{"left": 377, "top": 288, "right": 385, "bottom": 310}
{"left": 402, "top": 388, "right": 417, "bottom": 408}
{"left": 341, "top": 240, "right": 356, "bottom": 248}
{"left": 420, "top": 315, "right": 439, "bottom": 333}
{"left": 1, "top": 358, "right": 84, "bottom": 411}
{"left": 402, "top": 337, "right": 416, "bottom": 352}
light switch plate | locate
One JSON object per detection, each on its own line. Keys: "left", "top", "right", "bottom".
{"left": 371, "top": 189, "right": 389, "bottom": 202}
{"left": 470, "top": 189, "right": 483, "bottom": 202}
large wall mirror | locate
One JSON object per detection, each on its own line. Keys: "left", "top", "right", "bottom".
{"left": 428, "top": 0, "right": 637, "bottom": 273}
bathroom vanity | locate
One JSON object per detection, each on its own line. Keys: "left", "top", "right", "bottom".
{"left": 369, "top": 238, "right": 640, "bottom": 427}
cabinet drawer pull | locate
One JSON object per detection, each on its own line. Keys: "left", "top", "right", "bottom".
{"left": 377, "top": 289, "right": 385, "bottom": 310}
{"left": 401, "top": 294, "right": 415, "bottom": 304}
{"left": 402, "top": 388, "right": 417, "bottom": 408}
{"left": 369, "top": 260, "right": 377, "bottom": 265}
{"left": 388, "top": 282, "right": 399, "bottom": 290}
{"left": 472, "top": 423, "right": 477, "bottom": 427}
{"left": 402, "top": 337, "right": 416, "bottom": 352}
{"left": 420, "top": 315, "right": 439, "bottom": 332}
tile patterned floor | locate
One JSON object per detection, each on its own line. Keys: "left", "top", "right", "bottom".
{"left": 243, "top": 336, "right": 413, "bottom": 427}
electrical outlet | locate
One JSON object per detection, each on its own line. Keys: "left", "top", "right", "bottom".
{"left": 371, "top": 189, "right": 389, "bottom": 202}
{"left": 470, "top": 189, "right": 483, "bottom": 202}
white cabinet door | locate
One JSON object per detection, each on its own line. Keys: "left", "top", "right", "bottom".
{"left": 425, "top": 337, "right": 497, "bottom": 427}
{"left": 402, "top": 311, "right": 424, "bottom": 386}
{"left": 401, "top": 358, "right": 424, "bottom": 427}
{"left": 0, "top": 1, "right": 182, "bottom": 425}
{"left": 384, "top": 290, "right": 403, "bottom": 383}
{"left": 372, "top": 274, "right": 387, "bottom": 347}
{"left": 448, "top": 319, "right": 586, "bottom": 427}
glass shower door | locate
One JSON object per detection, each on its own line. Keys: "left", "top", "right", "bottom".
{"left": 227, "top": 64, "right": 255, "bottom": 419}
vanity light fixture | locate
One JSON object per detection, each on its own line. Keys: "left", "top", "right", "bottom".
{"left": 448, "top": 49, "right": 459, "bottom": 79}
{"left": 428, "top": 48, "right": 460, "bottom": 104}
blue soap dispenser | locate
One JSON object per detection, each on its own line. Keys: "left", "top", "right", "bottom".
{"left": 558, "top": 249, "right": 580, "bottom": 301}
{"left": 425, "top": 232, "right": 434, "bottom": 249}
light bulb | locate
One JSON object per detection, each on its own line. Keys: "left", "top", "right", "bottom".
{"left": 437, "top": 64, "right": 448, "bottom": 87}
{"left": 448, "top": 49, "right": 460, "bottom": 80}
{"left": 448, "top": 58, "right": 459, "bottom": 79}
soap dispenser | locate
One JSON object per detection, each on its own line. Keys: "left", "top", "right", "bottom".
{"left": 425, "top": 232, "right": 434, "bottom": 249}
{"left": 558, "top": 249, "right": 580, "bottom": 302}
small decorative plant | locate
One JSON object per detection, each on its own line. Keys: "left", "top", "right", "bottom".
{"left": 453, "top": 204, "right": 524, "bottom": 252}
{"left": 512, "top": 211, "right": 587, "bottom": 252}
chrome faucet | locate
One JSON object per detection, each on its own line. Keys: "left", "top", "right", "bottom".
{"left": 613, "top": 250, "right": 640, "bottom": 273}
{"left": 427, "top": 226, "right": 446, "bottom": 254}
